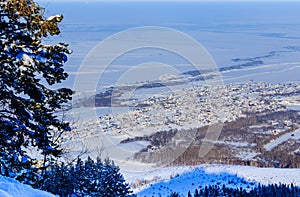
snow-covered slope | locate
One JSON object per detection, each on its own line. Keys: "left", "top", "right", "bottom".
{"left": 0, "top": 175, "right": 55, "bottom": 197}
{"left": 124, "top": 164, "right": 300, "bottom": 197}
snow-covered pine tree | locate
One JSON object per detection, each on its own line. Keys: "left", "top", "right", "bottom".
{"left": 0, "top": 0, "right": 72, "bottom": 181}
{"left": 74, "top": 157, "right": 85, "bottom": 195}
{"left": 42, "top": 161, "right": 68, "bottom": 196}
{"left": 169, "top": 192, "right": 180, "bottom": 197}
{"left": 194, "top": 189, "right": 199, "bottom": 197}
{"left": 101, "top": 158, "right": 132, "bottom": 197}
{"left": 40, "top": 157, "right": 134, "bottom": 197}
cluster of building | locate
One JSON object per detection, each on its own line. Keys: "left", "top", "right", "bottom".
{"left": 75, "top": 82, "right": 300, "bottom": 137}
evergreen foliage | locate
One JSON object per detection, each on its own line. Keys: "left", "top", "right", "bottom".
{"left": 40, "top": 157, "right": 134, "bottom": 197}
{"left": 0, "top": 0, "right": 72, "bottom": 180}
{"left": 170, "top": 183, "right": 300, "bottom": 197}
{"left": 169, "top": 192, "right": 181, "bottom": 197}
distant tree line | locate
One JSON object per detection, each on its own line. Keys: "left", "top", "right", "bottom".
{"left": 169, "top": 183, "right": 300, "bottom": 197}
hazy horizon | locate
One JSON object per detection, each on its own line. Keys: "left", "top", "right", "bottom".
{"left": 41, "top": 1, "right": 300, "bottom": 87}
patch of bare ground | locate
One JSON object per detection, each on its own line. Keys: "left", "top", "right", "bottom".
{"left": 121, "top": 110, "right": 300, "bottom": 168}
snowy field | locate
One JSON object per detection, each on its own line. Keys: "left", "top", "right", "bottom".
{"left": 123, "top": 164, "right": 300, "bottom": 196}
{"left": 264, "top": 129, "right": 300, "bottom": 151}
{"left": 0, "top": 176, "right": 54, "bottom": 197}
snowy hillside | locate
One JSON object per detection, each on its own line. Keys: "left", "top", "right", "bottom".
{"left": 123, "top": 164, "right": 300, "bottom": 197}
{"left": 0, "top": 176, "right": 55, "bottom": 197}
